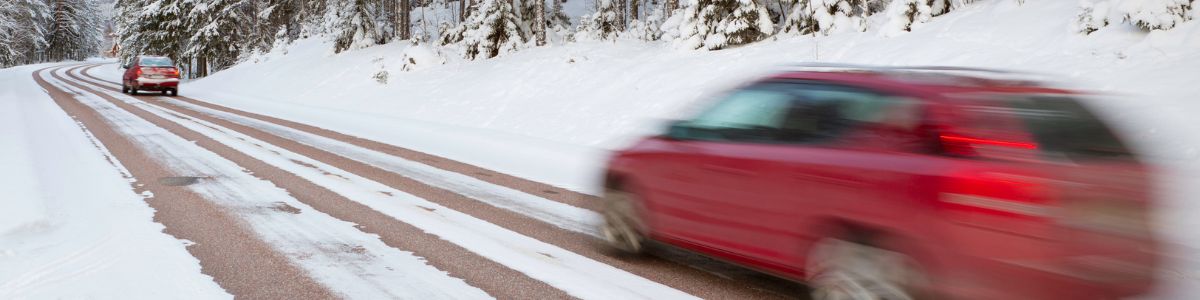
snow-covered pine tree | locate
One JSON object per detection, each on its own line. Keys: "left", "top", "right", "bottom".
{"left": 326, "top": 0, "right": 394, "bottom": 53}
{"left": 549, "top": 0, "right": 571, "bottom": 30}
{"left": 440, "top": 0, "right": 528, "bottom": 59}
{"left": 1, "top": 0, "right": 52, "bottom": 66}
{"left": 262, "top": 0, "right": 328, "bottom": 41}
{"left": 117, "top": 0, "right": 191, "bottom": 65}
{"left": 576, "top": 0, "right": 622, "bottom": 40}
{"left": 47, "top": 0, "right": 105, "bottom": 62}
{"left": 0, "top": 0, "right": 23, "bottom": 67}
{"left": 185, "top": 0, "right": 247, "bottom": 76}
{"left": 672, "top": 0, "right": 775, "bottom": 50}
{"left": 781, "top": 0, "right": 869, "bottom": 36}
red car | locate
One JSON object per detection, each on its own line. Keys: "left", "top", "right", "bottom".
{"left": 600, "top": 65, "right": 1159, "bottom": 300}
{"left": 122, "top": 55, "right": 181, "bottom": 96}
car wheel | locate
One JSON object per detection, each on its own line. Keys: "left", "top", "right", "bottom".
{"left": 806, "top": 238, "right": 929, "bottom": 300}
{"left": 121, "top": 83, "right": 128, "bottom": 94}
{"left": 600, "top": 188, "right": 647, "bottom": 254}
{"left": 162, "top": 90, "right": 168, "bottom": 96}
{"left": 169, "top": 89, "right": 178, "bottom": 97}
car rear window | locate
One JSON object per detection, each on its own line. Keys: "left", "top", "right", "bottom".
{"left": 959, "top": 94, "right": 1134, "bottom": 161}
{"left": 140, "top": 57, "right": 173, "bottom": 67}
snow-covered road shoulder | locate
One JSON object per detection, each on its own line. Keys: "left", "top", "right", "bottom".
{"left": 0, "top": 63, "right": 230, "bottom": 298}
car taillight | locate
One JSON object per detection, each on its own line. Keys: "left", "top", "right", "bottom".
{"left": 167, "top": 68, "right": 180, "bottom": 78}
{"left": 135, "top": 67, "right": 143, "bottom": 77}
{"left": 940, "top": 172, "right": 1059, "bottom": 237}
{"left": 937, "top": 132, "right": 1040, "bottom": 160}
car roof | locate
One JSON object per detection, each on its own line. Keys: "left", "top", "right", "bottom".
{"left": 763, "top": 64, "right": 1075, "bottom": 100}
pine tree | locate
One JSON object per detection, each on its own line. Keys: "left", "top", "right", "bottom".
{"left": 326, "top": 0, "right": 393, "bottom": 53}
{"left": 117, "top": 0, "right": 190, "bottom": 66}
{"left": 440, "top": 0, "right": 528, "bottom": 59}
{"left": 1, "top": 0, "right": 52, "bottom": 66}
{"left": 185, "top": 0, "right": 246, "bottom": 76}
{"left": 577, "top": 0, "right": 622, "bottom": 40}
{"left": 47, "top": 0, "right": 105, "bottom": 62}
{"left": 672, "top": 0, "right": 775, "bottom": 50}
{"left": 548, "top": 0, "right": 571, "bottom": 29}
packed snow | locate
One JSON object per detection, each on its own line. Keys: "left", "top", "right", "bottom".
{"left": 0, "top": 62, "right": 230, "bottom": 299}
{"left": 44, "top": 67, "right": 493, "bottom": 299}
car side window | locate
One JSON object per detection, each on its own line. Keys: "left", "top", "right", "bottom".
{"left": 678, "top": 83, "right": 798, "bottom": 143}
{"left": 776, "top": 84, "right": 917, "bottom": 144}
{"left": 675, "top": 81, "right": 920, "bottom": 145}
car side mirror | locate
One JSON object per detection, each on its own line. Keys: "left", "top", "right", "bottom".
{"left": 122, "top": 64, "right": 130, "bottom": 69}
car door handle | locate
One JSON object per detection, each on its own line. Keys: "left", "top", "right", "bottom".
{"left": 700, "top": 164, "right": 758, "bottom": 177}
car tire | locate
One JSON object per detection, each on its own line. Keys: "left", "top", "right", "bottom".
{"left": 169, "top": 89, "right": 178, "bottom": 97}
{"left": 805, "top": 237, "right": 931, "bottom": 300}
{"left": 121, "top": 83, "right": 128, "bottom": 94}
{"left": 130, "top": 86, "right": 138, "bottom": 95}
{"left": 600, "top": 187, "right": 647, "bottom": 255}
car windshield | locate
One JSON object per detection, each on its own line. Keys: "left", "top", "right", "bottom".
{"left": 140, "top": 57, "right": 173, "bottom": 67}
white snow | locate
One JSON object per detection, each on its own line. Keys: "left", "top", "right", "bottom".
{"left": 64, "top": 67, "right": 696, "bottom": 300}
{"left": 0, "top": 63, "right": 230, "bottom": 299}
{"left": 42, "top": 67, "right": 493, "bottom": 300}
{"left": 76, "top": 0, "right": 1200, "bottom": 298}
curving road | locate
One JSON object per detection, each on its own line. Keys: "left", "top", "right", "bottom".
{"left": 29, "top": 64, "right": 808, "bottom": 299}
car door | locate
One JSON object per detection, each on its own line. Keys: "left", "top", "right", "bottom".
{"left": 673, "top": 82, "right": 930, "bottom": 273}
{"left": 643, "top": 82, "right": 807, "bottom": 260}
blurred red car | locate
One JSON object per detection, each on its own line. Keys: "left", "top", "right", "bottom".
{"left": 122, "top": 55, "right": 180, "bottom": 96}
{"left": 600, "top": 65, "right": 1159, "bottom": 300}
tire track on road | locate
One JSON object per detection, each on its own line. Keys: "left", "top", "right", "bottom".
{"left": 50, "top": 65, "right": 563, "bottom": 299}
{"left": 75, "top": 64, "right": 804, "bottom": 299}
{"left": 33, "top": 66, "right": 337, "bottom": 299}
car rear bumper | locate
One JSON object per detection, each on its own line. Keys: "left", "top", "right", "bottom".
{"left": 135, "top": 77, "right": 179, "bottom": 90}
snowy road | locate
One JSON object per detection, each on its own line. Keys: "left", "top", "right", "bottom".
{"left": 21, "top": 63, "right": 807, "bottom": 299}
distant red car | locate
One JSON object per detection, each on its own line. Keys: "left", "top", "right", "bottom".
{"left": 600, "top": 65, "right": 1159, "bottom": 300}
{"left": 122, "top": 55, "right": 180, "bottom": 96}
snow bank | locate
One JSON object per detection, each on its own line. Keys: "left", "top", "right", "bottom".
{"left": 0, "top": 63, "right": 230, "bottom": 298}
{"left": 172, "top": 1, "right": 1200, "bottom": 194}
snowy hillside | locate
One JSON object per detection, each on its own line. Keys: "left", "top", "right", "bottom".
{"left": 183, "top": 0, "right": 1200, "bottom": 190}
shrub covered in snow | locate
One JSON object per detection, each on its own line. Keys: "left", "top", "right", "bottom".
{"left": 1076, "top": 0, "right": 1194, "bottom": 33}
{"left": 440, "top": 0, "right": 528, "bottom": 60}
{"left": 575, "top": 0, "right": 623, "bottom": 41}
{"left": 782, "top": 0, "right": 870, "bottom": 36}
{"left": 879, "top": 0, "right": 990, "bottom": 37}
{"left": 627, "top": 8, "right": 669, "bottom": 41}
{"left": 671, "top": 0, "right": 775, "bottom": 50}
{"left": 398, "top": 41, "right": 447, "bottom": 71}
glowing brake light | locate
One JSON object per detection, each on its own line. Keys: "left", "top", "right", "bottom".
{"left": 939, "top": 133, "right": 1038, "bottom": 154}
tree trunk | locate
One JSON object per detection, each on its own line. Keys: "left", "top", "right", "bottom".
{"left": 665, "top": 0, "right": 676, "bottom": 16}
{"left": 459, "top": 0, "right": 467, "bottom": 22}
{"left": 400, "top": 0, "right": 410, "bottom": 40}
{"left": 630, "top": 0, "right": 639, "bottom": 22}
{"left": 534, "top": 0, "right": 545, "bottom": 45}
